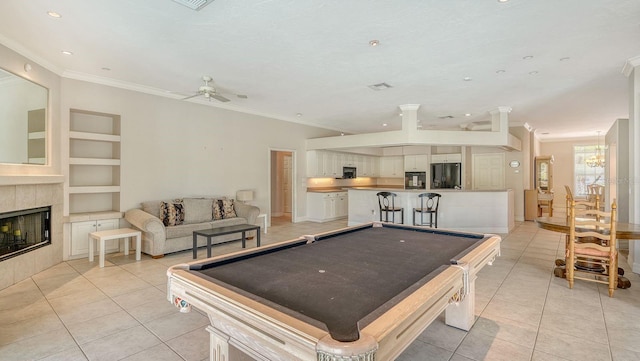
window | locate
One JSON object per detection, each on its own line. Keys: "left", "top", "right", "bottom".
{"left": 573, "top": 145, "right": 605, "bottom": 197}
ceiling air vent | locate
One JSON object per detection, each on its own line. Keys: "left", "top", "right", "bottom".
{"left": 368, "top": 83, "right": 393, "bottom": 91}
{"left": 438, "top": 115, "right": 454, "bottom": 119}
{"left": 172, "top": 0, "right": 214, "bottom": 11}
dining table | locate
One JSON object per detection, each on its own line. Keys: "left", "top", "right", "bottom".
{"left": 535, "top": 216, "right": 640, "bottom": 288}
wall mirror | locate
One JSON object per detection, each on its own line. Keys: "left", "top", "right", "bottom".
{"left": 0, "top": 68, "right": 48, "bottom": 165}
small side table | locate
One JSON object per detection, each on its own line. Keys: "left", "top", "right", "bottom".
{"left": 256, "top": 213, "right": 268, "bottom": 234}
{"left": 89, "top": 228, "right": 141, "bottom": 268}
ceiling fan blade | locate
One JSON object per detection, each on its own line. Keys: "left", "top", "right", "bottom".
{"left": 211, "top": 94, "right": 231, "bottom": 102}
{"left": 182, "top": 93, "right": 200, "bottom": 100}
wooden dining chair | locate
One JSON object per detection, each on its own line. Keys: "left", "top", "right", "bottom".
{"left": 587, "top": 184, "right": 605, "bottom": 210}
{"left": 566, "top": 199, "right": 618, "bottom": 297}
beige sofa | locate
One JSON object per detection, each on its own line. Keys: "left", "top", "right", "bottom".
{"left": 125, "top": 197, "right": 260, "bottom": 258}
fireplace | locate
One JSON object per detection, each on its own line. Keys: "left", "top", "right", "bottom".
{"left": 0, "top": 206, "right": 51, "bottom": 261}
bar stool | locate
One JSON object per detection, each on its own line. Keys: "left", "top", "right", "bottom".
{"left": 413, "top": 193, "right": 441, "bottom": 228}
{"left": 376, "top": 192, "right": 404, "bottom": 224}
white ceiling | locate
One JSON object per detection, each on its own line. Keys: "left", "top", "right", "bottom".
{"left": 1, "top": 0, "right": 639, "bottom": 140}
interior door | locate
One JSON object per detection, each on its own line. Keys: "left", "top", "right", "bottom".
{"left": 283, "top": 154, "right": 292, "bottom": 213}
{"left": 472, "top": 153, "right": 505, "bottom": 190}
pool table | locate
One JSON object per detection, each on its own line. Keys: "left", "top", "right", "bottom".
{"left": 167, "top": 222, "right": 501, "bottom": 361}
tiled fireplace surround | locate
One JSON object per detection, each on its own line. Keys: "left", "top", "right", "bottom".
{"left": 0, "top": 182, "right": 63, "bottom": 290}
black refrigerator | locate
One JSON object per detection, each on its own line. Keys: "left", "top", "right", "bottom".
{"left": 431, "top": 163, "right": 461, "bottom": 189}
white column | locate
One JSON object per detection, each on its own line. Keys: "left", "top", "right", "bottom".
{"left": 399, "top": 104, "right": 421, "bottom": 131}
{"left": 489, "top": 106, "right": 512, "bottom": 132}
{"left": 622, "top": 56, "right": 640, "bottom": 273}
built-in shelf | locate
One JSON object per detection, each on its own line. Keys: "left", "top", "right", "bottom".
{"left": 68, "top": 186, "right": 121, "bottom": 194}
{"left": 69, "top": 158, "right": 121, "bottom": 166}
{"left": 28, "top": 131, "right": 45, "bottom": 140}
{"left": 69, "top": 131, "right": 121, "bottom": 143}
{"left": 67, "top": 211, "right": 124, "bottom": 223}
{"left": 65, "top": 109, "right": 121, "bottom": 219}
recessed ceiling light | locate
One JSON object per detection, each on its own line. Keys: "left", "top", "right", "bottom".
{"left": 463, "top": 77, "right": 472, "bottom": 81}
{"left": 529, "top": 71, "right": 539, "bottom": 75}
{"left": 47, "top": 11, "right": 61, "bottom": 18}
{"left": 296, "top": 113, "right": 302, "bottom": 117}
{"left": 340, "top": 132, "right": 345, "bottom": 136}
{"left": 523, "top": 55, "right": 533, "bottom": 60}
{"left": 369, "top": 40, "right": 379, "bottom": 47}
{"left": 465, "top": 113, "right": 472, "bottom": 117}
{"left": 496, "top": 69, "right": 506, "bottom": 74}
{"left": 382, "top": 123, "right": 388, "bottom": 127}
{"left": 560, "top": 57, "right": 571, "bottom": 61}
{"left": 61, "top": 50, "right": 73, "bottom": 55}
{"left": 498, "top": 0, "right": 509, "bottom": 2}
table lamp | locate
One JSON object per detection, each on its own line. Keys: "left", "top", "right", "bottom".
{"left": 236, "top": 190, "right": 254, "bottom": 204}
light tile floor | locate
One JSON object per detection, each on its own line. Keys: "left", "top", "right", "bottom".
{"left": 1, "top": 217, "right": 639, "bottom": 361}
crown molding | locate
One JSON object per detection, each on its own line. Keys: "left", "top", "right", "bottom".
{"left": 0, "top": 35, "right": 64, "bottom": 76}
{"left": 622, "top": 55, "right": 640, "bottom": 77}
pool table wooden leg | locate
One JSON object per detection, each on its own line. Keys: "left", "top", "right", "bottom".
{"left": 207, "top": 325, "right": 230, "bottom": 361}
{"left": 445, "top": 278, "right": 476, "bottom": 331}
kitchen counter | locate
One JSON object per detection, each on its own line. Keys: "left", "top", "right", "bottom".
{"left": 347, "top": 188, "right": 515, "bottom": 233}
{"left": 306, "top": 186, "right": 403, "bottom": 193}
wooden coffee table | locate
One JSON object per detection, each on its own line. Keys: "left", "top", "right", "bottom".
{"left": 192, "top": 224, "right": 261, "bottom": 259}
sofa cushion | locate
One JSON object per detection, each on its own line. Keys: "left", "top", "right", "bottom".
{"left": 183, "top": 198, "right": 214, "bottom": 224}
{"left": 160, "top": 200, "right": 185, "bottom": 226}
{"left": 166, "top": 218, "right": 246, "bottom": 239}
{"left": 142, "top": 200, "right": 162, "bottom": 219}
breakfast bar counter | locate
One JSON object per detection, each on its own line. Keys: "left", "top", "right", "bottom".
{"left": 347, "top": 188, "right": 514, "bottom": 234}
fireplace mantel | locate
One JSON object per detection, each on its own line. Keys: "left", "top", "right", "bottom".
{"left": 0, "top": 175, "right": 64, "bottom": 186}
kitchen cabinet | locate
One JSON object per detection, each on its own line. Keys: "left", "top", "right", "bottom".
{"left": 306, "top": 192, "right": 348, "bottom": 222}
{"left": 379, "top": 156, "right": 404, "bottom": 177}
{"left": 70, "top": 218, "right": 120, "bottom": 257}
{"left": 431, "top": 153, "right": 462, "bottom": 163}
{"left": 404, "top": 155, "right": 429, "bottom": 171}
{"left": 306, "top": 150, "right": 340, "bottom": 178}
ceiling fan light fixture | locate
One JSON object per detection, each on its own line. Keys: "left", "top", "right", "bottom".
{"left": 368, "top": 83, "right": 392, "bottom": 91}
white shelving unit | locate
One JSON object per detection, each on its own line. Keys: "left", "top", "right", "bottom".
{"left": 65, "top": 109, "right": 123, "bottom": 259}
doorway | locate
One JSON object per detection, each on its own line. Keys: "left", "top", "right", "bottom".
{"left": 270, "top": 150, "right": 294, "bottom": 225}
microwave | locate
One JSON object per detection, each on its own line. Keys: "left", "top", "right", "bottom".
{"left": 342, "top": 167, "right": 356, "bottom": 179}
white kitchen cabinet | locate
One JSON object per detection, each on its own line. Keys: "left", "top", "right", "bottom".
{"left": 404, "top": 155, "right": 429, "bottom": 171}
{"left": 431, "top": 153, "right": 462, "bottom": 163}
{"left": 70, "top": 218, "right": 120, "bottom": 257}
{"left": 306, "top": 192, "right": 348, "bottom": 222}
{"left": 379, "top": 156, "right": 404, "bottom": 177}
{"left": 307, "top": 150, "right": 340, "bottom": 177}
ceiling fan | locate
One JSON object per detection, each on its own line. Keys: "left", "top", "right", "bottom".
{"left": 182, "top": 76, "right": 247, "bottom": 102}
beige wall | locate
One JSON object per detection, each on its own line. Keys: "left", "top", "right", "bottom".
{"left": 59, "top": 78, "right": 337, "bottom": 219}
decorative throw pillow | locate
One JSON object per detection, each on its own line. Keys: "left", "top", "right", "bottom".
{"left": 213, "top": 199, "right": 237, "bottom": 219}
{"left": 160, "top": 199, "right": 185, "bottom": 226}
{"left": 212, "top": 199, "right": 224, "bottom": 220}
{"left": 221, "top": 199, "right": 237, "bottom": 218}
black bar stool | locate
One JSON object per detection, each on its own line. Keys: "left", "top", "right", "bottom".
{"left": 413, "top": 193, "right": 441, "bottom": 228}
{"left": 376, "top": 192, "right": 404, "bottom": 224}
